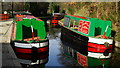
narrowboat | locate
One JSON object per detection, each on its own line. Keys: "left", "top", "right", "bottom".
{"left": 60, "top": 15, "right": 114, "bottom": 68}
{"left": 10, "top": 15, "right": 49, "bottom": 65}
{"left": 51, "top": 13, "right": 64, "bottom": 27}
{"left": 0, "top": 14, "right": 9, "bottom": 21}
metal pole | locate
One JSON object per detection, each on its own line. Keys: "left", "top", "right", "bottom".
{"left": 12, "top": 1, "right": 13, "bottom": 17}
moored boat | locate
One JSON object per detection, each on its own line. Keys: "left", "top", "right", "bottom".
{"left": 10, "top": 15, "right": 49, "bottom": 65}
{"left": 60, "top": 15, "right": 114, "bottom": 68}
{"left": 51, "top": 13, "right": 65, "bottom": 27}
{"left": 0, "top": 14, "right": 9, "bottom": 21}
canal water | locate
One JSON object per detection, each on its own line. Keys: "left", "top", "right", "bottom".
{"left": 46, "top": 27, "right": 120, "bottom": 68}
{"left": 1, "top": 19, "right": 120, "bottom": 68}
{"left": 46, "top": 27, "right": 81, "bottom": 68}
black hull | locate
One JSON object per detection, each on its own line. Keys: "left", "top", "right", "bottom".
{"left": 10, "top": 40, "right": 49, "bottom": 61}
{"left": 61, "top": 26, "right": 89, "bottom": 56}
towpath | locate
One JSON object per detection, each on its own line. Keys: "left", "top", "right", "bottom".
{"left": 0, "top": 19, "right": 22, "bottom": 68}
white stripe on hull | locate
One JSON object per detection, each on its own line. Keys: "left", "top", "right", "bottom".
{"left": 88, "top": 52, "right": 111, "bottom": 58}
{"left": 14, "top": 42, "right": 48, "bottom": 48}
{"left": 40, "top": 42, "right": 48, "bottom": 47}
{"left": 18, "top": 58, "right": 48, "bottom": 65}
{"left": 88, "top": 37, "right": 113, "bottom": 44}
{"left": 15, "top": 42, "right": 32, "bottom": 48}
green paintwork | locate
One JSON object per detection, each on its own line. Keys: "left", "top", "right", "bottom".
{"left": 65, "top": 15, "right": 112, "bottom": 37}
{"left": 88, "top": 57, "right": 110, "bottom": 68}
{"left": 15, "top": 19, "right": 46, "bottom": 40}
{"left": 63, "top": 45, "right": 110, "bottom": 68}
{"left": 62, "top": 15, "right": 112, "bottom": 68}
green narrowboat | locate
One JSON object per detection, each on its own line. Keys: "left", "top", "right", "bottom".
{"left": 10, "top": 15, "right": 49, "bottom": 65}
{"left": 60, "top": 15, "right": 114, "bottom": 68}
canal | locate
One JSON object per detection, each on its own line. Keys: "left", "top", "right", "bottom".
{"left": 1, "top": 19, "right": 120, "bottom": 68}
{"left": 2, "top": 26, "right": 80, "bottom": 68}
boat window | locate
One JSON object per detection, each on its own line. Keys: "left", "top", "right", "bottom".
{"left": 70, "top": 19, "right": 79, "bottom": 30}
{"left": 74, "top": 20, "right": 79, "bottom": 30}
{"left": 95, "top": 27, "right": 101, "bottom": 36}
{"left": 70, "top": 19, "right": 74, "bottom": 28}
{"left": 22, "top": 25, "right": 37, "bottom": 39}
{"left": 64, "top": 17, "right": 70, "bottom": 27}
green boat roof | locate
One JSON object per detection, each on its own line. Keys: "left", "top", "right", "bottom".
{"left": 15, "top": 18, "right": 47, "bottom": 41}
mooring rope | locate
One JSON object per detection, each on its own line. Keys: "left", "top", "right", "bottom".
{"left": 3, "top": 22, "right": 14, "bottom": 35}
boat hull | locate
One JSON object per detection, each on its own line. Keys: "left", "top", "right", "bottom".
{"left": 61, "top": 26, "right": 113, "bottom": 68}
{"left": 10, "top": 39, "right": 49, "bottom": 64}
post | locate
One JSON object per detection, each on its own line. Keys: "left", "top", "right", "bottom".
{"left": 12, "top": 1, "right": 13, "bottom": 17}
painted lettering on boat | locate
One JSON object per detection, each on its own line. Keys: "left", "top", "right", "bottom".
{"left": 78, "top": 20, "right": 90, "bottom": 34}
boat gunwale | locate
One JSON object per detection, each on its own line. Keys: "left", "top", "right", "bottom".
{"left": 11, "top": 38, "right": 49, "bottom": 43}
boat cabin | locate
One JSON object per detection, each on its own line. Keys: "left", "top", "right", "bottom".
{"left": 63, "top": 15, "right": 112, "bottom": 38}
{"left": 12, "top": 18, "right": 47, "bottom": 41}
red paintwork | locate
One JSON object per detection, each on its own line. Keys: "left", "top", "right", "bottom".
{"left": 88, "top": 42, "right": 113, "bottom": 53}
{"left": 0, "top": 14, "right": 9, "bottom": 20}
{"left": 51, "top": 17, "right": 59, "bottom": 26}
{"left": 78, "top": 20, "right": 90, "bottom": 34}
{"left": 15, "top": 47, "right": 48, "bottom": 53}
{"left": 32, "top": 32, "right": 34, "bottom": 40}
{"left": 15, "top": 15, "right": 42, "bottom": 21}
{"left": 16, "top": 53, "right": 48, "bottom": 60}
{"left": 69, "top": 15, "right": 87, "bottom": 19}
{"left": 77, "top": 52, "right": 88, "bottom": 67}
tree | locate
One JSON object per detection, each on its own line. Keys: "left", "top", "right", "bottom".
{"left": 29, "top": 2, "right": 49, "bottom": 17}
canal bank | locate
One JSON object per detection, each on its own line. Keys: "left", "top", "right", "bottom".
{"left": 115, "top": 41, "right": 120, "bottom": 48}
{"left": 0, "top": 19, "right": 22, "bottom": 68}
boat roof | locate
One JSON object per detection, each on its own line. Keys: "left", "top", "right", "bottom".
{"left": 68, "top": 15, "right": 87, "bottom": 19}
{"left": 15, "top": 18, "right": 46, "bottom": 41}
{"left": 15, "top": 15, "right": 42, "bottom": 21}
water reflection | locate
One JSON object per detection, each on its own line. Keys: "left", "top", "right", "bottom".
{"left": 46, "top": 27, "right": 81, "bottom": 68}
{"left": 17, "top": 49, "right": 49, "bottom": 68}
{"left": 21, "top": 63, "right": 45, "bottom": 68}
{"left": 59, "top": 44, "right": 82, "bottom": 68}
{"left": 46, "top": 28, "right": 64, "bottom": 66}
{"left": 109, "top": 47, "right": 120, "bottom": 68}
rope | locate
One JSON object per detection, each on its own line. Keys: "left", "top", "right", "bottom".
{"left": 3, "top": 22, "right": 14, "bottom": 35}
